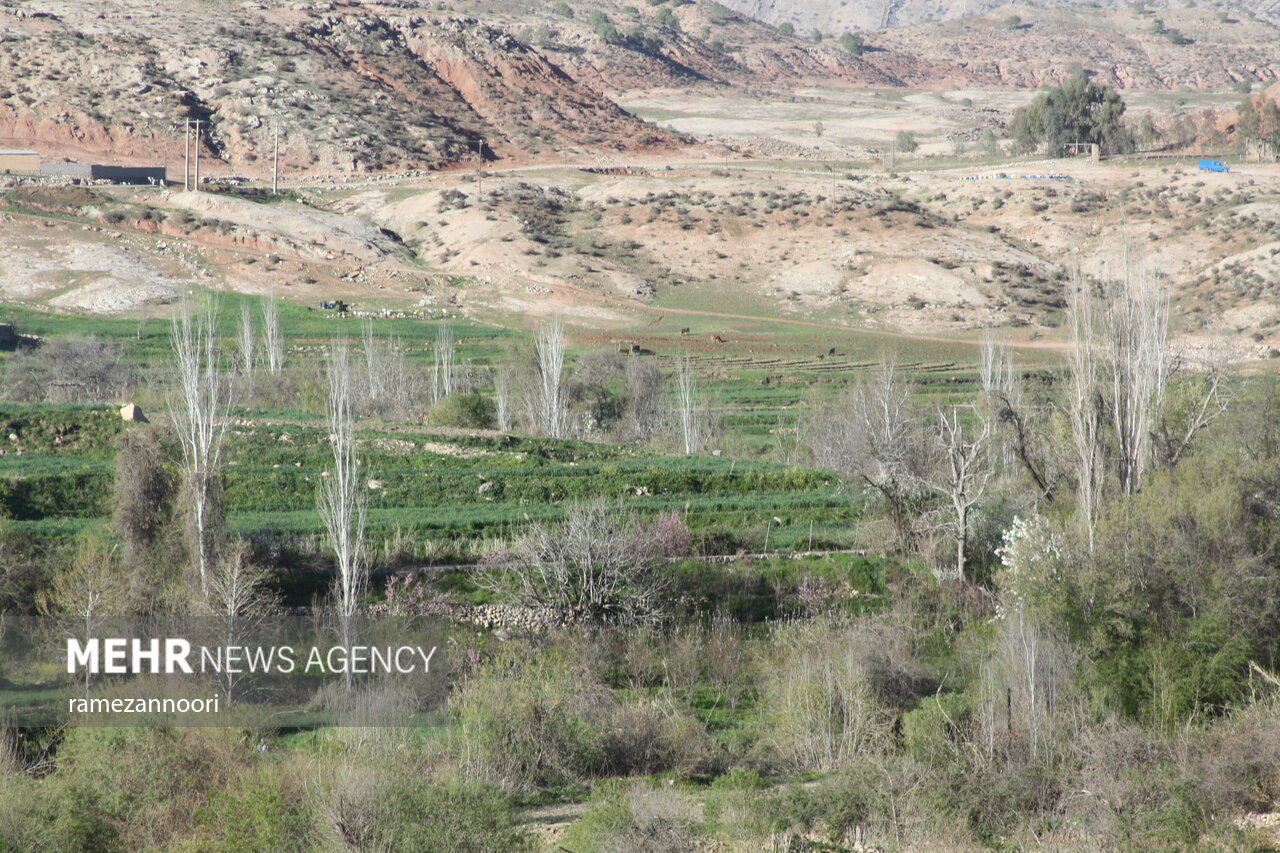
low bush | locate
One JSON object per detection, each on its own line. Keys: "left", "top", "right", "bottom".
{"left": 454, "top": 649, "right": 611, "bottom": 794}
{"left": 561, "top": 780, "right": 701, "bottom": 853}
{"left": 425, "top": 393, "right": 495, "bottom": 429}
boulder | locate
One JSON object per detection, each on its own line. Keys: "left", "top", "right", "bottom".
{"left": 119, "top": 403, "right": 148, "bottom": 423}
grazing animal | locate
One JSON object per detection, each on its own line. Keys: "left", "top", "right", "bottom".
{"left": 711, "top": 334, "right": 726, "bottom": 344}
{"left": 828, "top": 347, "right": 836, "bottom": 356}
{"left": 680, "top": 327, "right": 691, "bottom": 336}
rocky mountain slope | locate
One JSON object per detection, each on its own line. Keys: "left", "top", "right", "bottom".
{"left": 0, "top": 0, "right": 994, "bottom": 177}
{"left": 872, "top": 4, "right": 1280, "bottom": 89}
{"left": 722, "top": 0, "right": 1280, "bottom": 34}
{"left": 0, "top": 0, "right": 681, "bottom": 176}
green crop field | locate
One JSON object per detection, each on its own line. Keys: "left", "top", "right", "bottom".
{"left": 0, "top": 404, "right": 858, "bottom": 561}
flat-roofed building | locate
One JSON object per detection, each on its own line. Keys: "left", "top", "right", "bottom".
{"left": 40, "top": 163, "right": 167, "bottom": 185}
{"left": 0, "top": 149, "right": 40, "bottom": 172}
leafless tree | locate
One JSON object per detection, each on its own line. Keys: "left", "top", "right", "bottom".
{"left": 6, "top": 337, "right": 132, "bottom": 404}
{"left": 261, "top": 295, "right": 283, "bottom": 375}
{"left": 1103, "top": 247, "right": 1169, "bottom": 496}
{"left": 674, "top": 355, "right": 702, "bottom": 454}
{"left": 475, "top": 500, "right": 666, "bottom": 624}
{"left": 203, "top": 539, "right": 274, "bottom": 701}
{"left": 980, "top": 332, "right": 1017, "bottom": 475}
{"left": 624, "top": 354, "right": 663, "bottom": 444}
{"left": 358, "top": 321, "right": 419, "bottom": 416}
{"left": 361, "top": 319, "right": 385, "bottom": 402}
{"left": 432, "top": 323, "right": 456, "bottom": 403}
{"left": 169, "top": 299, "right": 233, "bottom": 597}
{"left": 980, "top": 332, "right": 1060, "bottom": 500}
{"left": 928, "top": 407, "right": 992, "bottom": 581}
{"left": 1066, "top": 275, "right": 1105, "bottom": 553}
{"left": 317, "top": 343, "right": 368, "bottom": 684}
{"left": 39, "top": 537, "right": 126, "bottom": 695}
{"left": 805, "top": 358, "right": 928, "bottom": 553}
{"left": 237, "top": 303, "right": 255, "bottom": 377}
{"left": 494, "top": 367, "right": 511, "bottom": 431}
{"left": 978, "top": 607, "right": 1075, "bottom": 765}
{"left": 535, "top": 316, "right": 567, "bottom": 438}
{"left": 1154, "top": 340, "right": 1234, "bottom": 470}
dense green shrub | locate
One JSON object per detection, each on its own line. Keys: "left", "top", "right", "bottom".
{"left": 455, "top": 650, "right": 611, "bottom": 793}
{"left": 194, "top": 764, "right": 316, "bottom": 852}
{"left": 425, "top": 393, "right": 496, "bottom": 429}
{"left": 366, "top": 779, "right": 534, "bottom": 853}
{"left": 561, "top": 780, "right": 701, "bottom": 853}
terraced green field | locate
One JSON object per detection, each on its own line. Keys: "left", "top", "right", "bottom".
{"left": 0, "top": 405, "right": 858, "bottom": 560}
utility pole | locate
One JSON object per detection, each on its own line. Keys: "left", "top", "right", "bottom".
{"left": 183, "top": 119, "right": 191, "bottom": 191}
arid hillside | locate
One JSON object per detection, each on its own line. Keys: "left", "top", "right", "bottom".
{"left": 0, "top": 0, "right": 683, "bottom": 176}
{"left": 872, "top": 4, "right": 1280, "bottom": 90}
{"left": 4, "top": 156, "right": 1279, "bottom": 358}
{"left": 0, "top": 0, "right": 972, "bottom": 178}
{"left": 722, "top": 0, "right": 1280, "bottom": 33}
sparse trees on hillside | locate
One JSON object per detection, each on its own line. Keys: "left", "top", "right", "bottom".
{"left": 169, "top": 300, "right": 232, "bottom": 597}
{"left": 839, "top": 31, "right": 865, "bottom": 55}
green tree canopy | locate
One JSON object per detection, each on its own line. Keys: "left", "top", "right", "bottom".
{"left": 1009, "top": 72, "right": 1133, "bottom": 156}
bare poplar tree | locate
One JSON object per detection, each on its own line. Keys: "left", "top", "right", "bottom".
{"left": 535, "top": 316, "right": 567, "bottom": 438}
{"left": 1104, "top": 247, "right": 1168, "bottom": 496}
{"left": 674, "top": 355, "right": 702, "bottom": 454}
{"left": 237, "top": 303, "right": 255, "bottom": 377}
{"left": 978, "top": 608, "right": 1075, "bottom": 765}
{"left": 170, "top": 299, "right": 232, "bottom": 597}
{"left": 432, "top": 323, "right": 456, "bottom": 403}
{"left": 261, "top": 295, "right": 284, "bottom": 375}
{"left": 980, "top": 332, "right": 1015, "bottom": 474}
{"left": 317, "top": 343, "right": 368, "bottom": 684}
{"left": 1066, "top": 276, "right": 1105, "bottom": 553}
{"left": 362, "top": 319, "right": 385, "bottom": 402}
{"left": 929, "top": 407, "right": 992, "bottom": 581}
{"left": 494, "top": 367, "right": 511, "bottom": 431}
